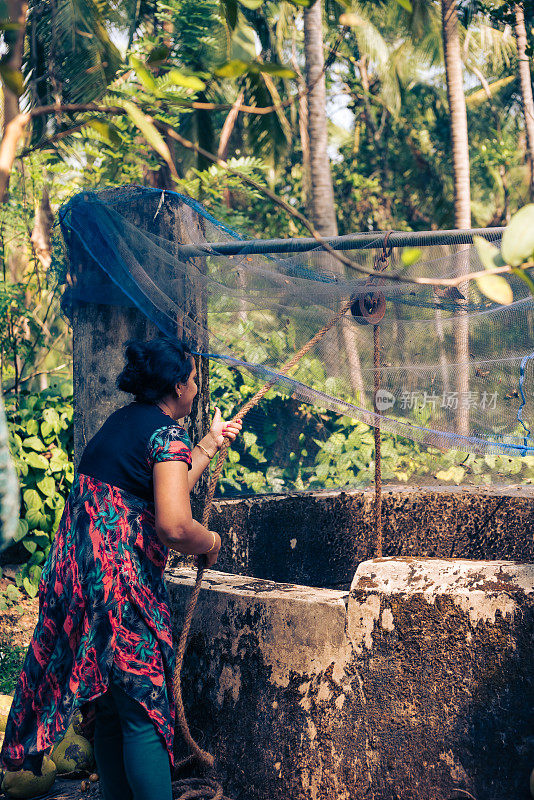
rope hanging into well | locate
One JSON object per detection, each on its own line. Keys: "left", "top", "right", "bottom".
{"left": 170, "top": 293, "right": 378, "bottom": 798}
{"left": 371, "top": 231, "right": 393, "bottom": 559}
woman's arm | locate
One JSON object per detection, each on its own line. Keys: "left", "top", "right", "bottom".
{"left": 188, "top": 409, "right": 242, "bottom": 491}
{"left": 188, "top": 431, "right": 219, "bottom": 490}
{"left": 153, "top": 460, "right": 221, "bottom": 567}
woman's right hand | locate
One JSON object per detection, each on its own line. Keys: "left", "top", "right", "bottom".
{"left": 201, "top": 531, "right": 221, "bottom": 568}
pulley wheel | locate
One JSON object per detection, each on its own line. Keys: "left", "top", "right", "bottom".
{"left": 350, "top": 291, "right": 386, "bottom": 325}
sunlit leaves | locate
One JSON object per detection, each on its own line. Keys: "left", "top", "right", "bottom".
{"left": 501, "top": 204, "right": 534, "bottom": 267}
{"left": 129, "top": 55, "right": 157, "bottom": 92}
{"left": 401, "top": 247, "right": 422, "bottom": 266}
{"left": 0, "top": 65, "right": 24, "bottom": 96}
{"left": 473, "top": 236, "right": 513, "bottom": 304}
{"left": 121, "top": 100, "right": 177, "bottom": 179}
{"left": 166, "top": 70, "right": 206, "bottom": 90}
{"left": 339, "top": 13, "right": 364, "bottom": 27}
{"left": 215, "top": 59, "right": 295, "bottom": 79}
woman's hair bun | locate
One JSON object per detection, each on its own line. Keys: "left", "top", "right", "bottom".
{"left": 117, "top": 336, "right": 193, "bottom": 403}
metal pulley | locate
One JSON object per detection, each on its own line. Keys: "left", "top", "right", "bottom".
{"left": 350, "top": 230, "right": 392, "bottom": 327}
{"left": 350, "top": 290, "right": 386, "bottom": 325}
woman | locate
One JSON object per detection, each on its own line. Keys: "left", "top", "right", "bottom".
{"left": 0, "top": 336, "right": 242, "bottom": 800}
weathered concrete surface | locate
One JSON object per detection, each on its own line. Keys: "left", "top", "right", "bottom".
{"left": 208, "top": 485, "right": 534, "bottom": 586}
{"left": 167, "top": 559, "right": 534, "bottom": 800}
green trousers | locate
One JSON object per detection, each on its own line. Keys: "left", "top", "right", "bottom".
{"left": 94, "top": 682, "right": 173, "bottom": 800}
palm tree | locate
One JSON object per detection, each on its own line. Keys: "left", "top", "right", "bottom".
{"left": 441, "top": 0, "right": 471, "bottom": 229}
{"left": 302, "top": 0, "right": 366, "bottom": 402}
{"left": 303, "top": 0, "right": 338, "bottom": 236}
{"left": 513, "top": 1, "right": 534, "bottom": 200}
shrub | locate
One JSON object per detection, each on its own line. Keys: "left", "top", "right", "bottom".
{"left": 5, "top": 386, "right": 73, "bottom": 597}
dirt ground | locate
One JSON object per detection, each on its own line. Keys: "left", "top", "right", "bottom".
{"left": 0, "top": 577, "right": 39, "bottom": 650}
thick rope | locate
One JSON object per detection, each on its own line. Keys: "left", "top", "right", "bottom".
{"left": 373, "top": 323, "right": 382, "bottom": 558}
{"left": 170, "top": 298, "right": 354, "bottom": 797}
{"left": 370, "top": 232, "right": 393, "bottom": 559}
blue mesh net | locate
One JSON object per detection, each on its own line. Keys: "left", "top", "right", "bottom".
{"left": 56, "top": 186, "right": 534, "bottom": 463}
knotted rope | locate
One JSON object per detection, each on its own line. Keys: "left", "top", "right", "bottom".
{"left": 171, "top": 298, "right": 353, "bottom": 799}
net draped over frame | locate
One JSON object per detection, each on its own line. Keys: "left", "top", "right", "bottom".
{"left": 57, "top": 186, "right": 534, "bottom": 462}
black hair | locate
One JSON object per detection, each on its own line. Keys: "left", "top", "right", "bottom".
{"left": 117, "top": 337, "right": 194, "bottom": 403}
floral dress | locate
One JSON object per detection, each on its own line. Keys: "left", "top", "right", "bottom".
{"left": 0, "top": 403, "right": 192, "bottom": 773}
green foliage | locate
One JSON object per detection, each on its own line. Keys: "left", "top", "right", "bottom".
{"left": 0, "top": 635, "right": 27, "bottom": 695}
{"left": 0, "top": 582, "right": 23, "bottom": 614}
{"left": 5, "top": 387, "right": 74, "bottom": 598}
{"left": 474, "top": 205, "right": 534, "bottom": 301}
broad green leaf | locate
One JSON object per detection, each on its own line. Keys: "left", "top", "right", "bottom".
{"left": 474, "top": 235, "right": 506, "bottom": 271}
{"left": 23, "top": 489, "right": 41, "bottom": 509}
{"left": 401, "top": 247, "right": 422, "bottom": 266}
{"left": 29, "top": 565, "right": 42, "bottom": 583}
{"left": 473, "top": 236, "right": 513, "bottom": 304}
{"left": 23, "top": 577, "right": 38, "bottom": 598}
{"left": 0, "top": 65, "right": 24, "bottom": 96}
{"left": 32, "top": 532, "right": 50, "bottom": 548}
{"left": 166, "top": 70, "right": 205, "bottom": 91}
{"left": 121, "top": 100, "right": 176, "bottom": 178}
{"left": 22, "top": 436, "right": 46, "bottom": 452}
{"left": 26, "top": 508, "right": 43, "bottom": 530}
{"left": 41, "top": 421, "right": 53, "bottom": 438}
{"left": 476, "top": 274, "right": 513, "bottom": 305}
{"left": 28, "top": 550, "right": 45, "bottom": 566}
{"left": 23, "top": 539, "right": 37, "bottom": 554}
{"left": 214, "top": 60, "right": 250, "bottom": 78}
{"left": 129, "top": 55, "right": 157, "bottom": 92}
{"left": 436, "top": 466, "right": 466, "bottom": 483}
{"left": 239, "top": 0, "right": 264, "bottom": 7}
{"left": 501, "top": 204, "right": 534, "bottom": 267}
{"left": 257, "top": 63, "right": 295, "bottom": 79}
{"left": 466, "top": 75, "right": 515, "bottom": 109}
{"left": 37, "top": 475, "right": 56, "bottom": 498}
{"left": 6, "top": 584, "right": 21, "bottom": 602}
{"left": 25, "top": 451, "right": 49, "bottom": 470}
{"left": 86, "top": 120, "right": 121, "bottom": 146}
{"left": 26, "top": 419, "right": 38, "bottom": 436}
{"left": 395, "top": 0, "right": 412, "bottom": 11}
{"left": 13, "top": 519, "right": 29, "bottom": 542}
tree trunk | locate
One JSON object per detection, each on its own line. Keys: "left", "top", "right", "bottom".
{"left": 303, "top": 0, "right": 337, "bottom": 238}
{"left": 441, "top": 0, "right": 471, "bottom": 230}
{"left": 303, "top": 0, "right": 365, "bottom": 402}
{"left": 514, "top": 2, "right": 534, "bottom": 200}
{"left": 441, "top": 0, "right": 471, "bottom": 440}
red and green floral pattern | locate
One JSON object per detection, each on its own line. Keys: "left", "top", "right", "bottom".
{"left": 0, "top": 425, "right": 192, "bottom": 772}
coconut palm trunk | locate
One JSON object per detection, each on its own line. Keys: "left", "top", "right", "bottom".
{"left": 441, "top": 0, "right": 471, "bottom": 439}
{"left": 514, "top": 2, "right": 534, "bottom": 200}
{"left": 303, "top": 0, "right": 365, "bottom": 403}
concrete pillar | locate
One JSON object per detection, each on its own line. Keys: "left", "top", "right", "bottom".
{"left": 69, "top": 187, "right": 209, "bottom": 507}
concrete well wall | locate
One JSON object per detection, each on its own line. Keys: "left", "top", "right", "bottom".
{"left": 167, "top": 486, "right": 534, "bottom": 799}
{"left": 167, "top": 559, "right": 534, "bottom": 800}
{"left": 209, "top": 484, "right": 534, "bottom": 587}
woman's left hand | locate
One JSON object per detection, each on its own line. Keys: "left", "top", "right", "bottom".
{"left": 208, "top": 407, "right": 243, "bottom": 449}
